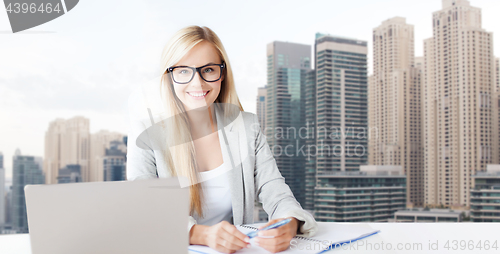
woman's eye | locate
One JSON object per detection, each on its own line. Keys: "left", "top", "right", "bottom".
{"left": 179, "top": 69, "right": 189, "bottom": 74}
{"left": 203, "top": 68, "right": 214, "bottom": 73}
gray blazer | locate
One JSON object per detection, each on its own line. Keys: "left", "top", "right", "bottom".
{"left": 126, "top": 90, "right": 317, "bottom": 237}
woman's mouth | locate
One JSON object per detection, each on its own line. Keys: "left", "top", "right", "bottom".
{"left": 187, "top": 90, "right": 210, "bottom": 100}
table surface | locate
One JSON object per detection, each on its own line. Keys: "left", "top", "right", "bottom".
{"left": 1, "top": 222, "right": 499, "bottom": 254}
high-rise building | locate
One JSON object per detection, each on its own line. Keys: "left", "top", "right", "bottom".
{"left": 0, "top": 151, "right": 4, "bottom": 226}
{"left": 423, "top": 0, "right": 496, "bottom": 208}
{"left": 312, "top": 34, "right": 369, "bottom": 219}
{"left": 103, "top": 140, "right": 127, "bottom": 181}
{"left": 90, "top": 130, "right": 124, "bottom": 182}
{"left": 368, "top": 17, "right": 423, "bottom": 206}
{"left": 495, "top": 58, "right": 500, "bottom": 164}
{"left": 315, "top": 166, "right": 406, "bottom": 222}
{"left": 5, "top": 186, "right": 12, "bottom": 228}
{"left": 266, "top": 41, "right": 311, "bottom": 206}
{"left": 304, "top": 69, "right": 316, "bottom": 212}
{"left": 314, "top": 34, "right": 368, "bottom": 172}
{"left": 256, "top": 86, "right": 267, "bottom": 131}
{"left": 12, "top": 149, "right": 45, "bottom": 233}
{"left": 44, "top": 117, "right": 90, "bottom": 184}
{"left": 470, "top": 164, "right": 500, "bottom": 222}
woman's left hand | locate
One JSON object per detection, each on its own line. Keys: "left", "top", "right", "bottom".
{"left": 254, "top": 217, "right": 299, "bottom": 253}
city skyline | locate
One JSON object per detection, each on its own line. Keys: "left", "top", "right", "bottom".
{"left": 2, "top": 0, "right": 500, "bottom": 180}
{"left": 1, "top": 0, "right": 500, "bottom": 229}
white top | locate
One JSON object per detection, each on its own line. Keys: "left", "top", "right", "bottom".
{"left": 192, "top": 128, "right": 233, "bottom": 226}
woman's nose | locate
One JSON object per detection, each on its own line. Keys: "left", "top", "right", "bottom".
{"left": 189, "top": 71, "right": 204, "bottom": 87}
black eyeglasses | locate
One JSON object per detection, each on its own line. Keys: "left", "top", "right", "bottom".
{"left": 166, "top": 62, "right": 225, "bottom": 84}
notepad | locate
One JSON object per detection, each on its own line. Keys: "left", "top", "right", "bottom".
{"left": 189, "top": 223, "right": 380, "bottom": 254}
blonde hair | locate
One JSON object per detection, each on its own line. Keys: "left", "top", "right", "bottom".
{"left": 159, "top": 26, "right": 243, "bottom": 217}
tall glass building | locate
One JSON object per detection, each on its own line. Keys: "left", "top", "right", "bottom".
{"left": 266, "top": 41, "right": 311, "bottom": 206}
{"left": 304, "top": 70, "right": 317, "bottom": 212}
{"left": 313, "top": 34, "right": 368, "bottom": 173}
{"left": 312, "top": 34, "right": 369, "bottom": 220}
{"left": 12, "top": 149, "right": 45, "bottom": 233}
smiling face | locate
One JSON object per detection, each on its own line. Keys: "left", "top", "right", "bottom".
{"left": 171, "top": 41, "right": 224, "bottom": 111}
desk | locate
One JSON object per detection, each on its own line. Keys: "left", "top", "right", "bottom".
{"left": 1, "top": 222, "right": 499, "bottom": 254}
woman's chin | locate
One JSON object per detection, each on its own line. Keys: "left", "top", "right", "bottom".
{"left": 183, "top": 100, "right": 216, "bottom": 111}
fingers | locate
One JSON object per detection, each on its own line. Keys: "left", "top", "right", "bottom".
{"left": 218, "top": 225, "right": 249, "bottom": 250}
{"left": 206, "top": 221, "right": 250, "bottom": 253}
{"left": 255, "top": 219, "right": 295, "bottom": 253}
{"left": 256, "top": 237, "right": 291, "bottom": 253}
{"left": 258, "top": 223, "right": 289, "bottom": 238}
{"left": 258, "top": 218, "right": 282, "bottom": 230}
{"left": 222, "top": 222, "right": 250, "bottom": 245}
{"left": 255, "top": 234, "right": 289, "bottom": 247}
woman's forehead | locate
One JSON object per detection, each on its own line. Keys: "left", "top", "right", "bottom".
{"left": 176, "top": 41, "right": 221, "bottom": 66}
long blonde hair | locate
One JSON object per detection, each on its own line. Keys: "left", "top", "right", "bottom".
{"left": 159, "top": 26, "right": 243, "bottom": 217}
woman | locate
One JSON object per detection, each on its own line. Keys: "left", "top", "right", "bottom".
{"left": 127, "top": 26, "right": 317, "bottom": 253}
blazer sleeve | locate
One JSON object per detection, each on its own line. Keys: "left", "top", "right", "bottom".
{"left": 126, "top": 91, "right": 198, "bottom": 233}
{"left": 126, "top": 89, "right": 158, "bottom": 181}
{"left": 252, "top": 114, "right": 318, "bottom": 237}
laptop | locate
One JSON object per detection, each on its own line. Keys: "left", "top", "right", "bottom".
{"left": 25, "top": 177, "right": 189, "bottom": 254}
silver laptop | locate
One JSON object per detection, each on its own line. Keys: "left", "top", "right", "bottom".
{"left": 25, "top": 177, "right": 189, "bottom": 254}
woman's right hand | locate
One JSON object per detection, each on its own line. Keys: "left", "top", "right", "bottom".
{"left": 190, "top": 221, "right": 251, "bottom": 253}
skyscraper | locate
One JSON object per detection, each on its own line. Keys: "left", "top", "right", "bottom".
{"left": 495, "top": 58, "right": 500, "bottom": 163}
{"left": 5, "top": 186, "right": 12, "bottom": 229}
{"left": 44, "top": 117, "right": 90, "bottom": 184}
{"left": 304, "top": 69, "right": 316, "bottom": 212}
{"left": 256, "top": 86, "right": 267, "bottom": 131}
{"left": 423, "top": 0, "right": 496, "bottom": 208}
{"left": 266, "top": 41, "right": 311, "bottom": 206}
{"left": 312, "top": 34, "right": 369, "bottom": 219}
{"left": 103, "top": 140, "right": 127, "bottom": 181}
{"left": 12, "top": 149, "right": 45, "bottom": 233}
{"left": 368, "top": 17, "right": 423, "bottom": 206}
{"left": 314, "top": 34, "right": 368, "bottom": 172}
{"left": 0, "top": 152, "right": 4, "bottom": 226}
{"left": 90, "top": 130, "right": 124, "bottom": 182}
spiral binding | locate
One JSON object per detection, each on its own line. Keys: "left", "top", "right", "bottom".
{"left": 239, "top": 225, "right": 322, "bottom": 243}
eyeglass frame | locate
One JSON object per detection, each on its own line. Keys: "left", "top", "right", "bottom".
{"left": 166, "top": 62, "right": 225, "bottom": 84}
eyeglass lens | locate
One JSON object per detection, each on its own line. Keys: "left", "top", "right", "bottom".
{"left": 172, "top": 65, "right": 221, "bottom": 83}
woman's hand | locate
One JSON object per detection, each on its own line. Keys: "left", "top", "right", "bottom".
{"left": 190, "top": 221, "right": 250, "bottom": 253}
{"left": 254, "top": 217, "right": 299, "bottom": 253}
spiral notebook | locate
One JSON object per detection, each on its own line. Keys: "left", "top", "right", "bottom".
{"left": 189, "top": 223, "right": 380, "bottom": 254}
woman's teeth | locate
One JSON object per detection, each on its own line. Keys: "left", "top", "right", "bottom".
{"left": 188, "top": 91, "right": 209, "bottom": 97}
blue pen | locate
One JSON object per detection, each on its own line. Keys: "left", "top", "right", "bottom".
{"left": 246, "top": 218, "right": 292, "bottom": 239}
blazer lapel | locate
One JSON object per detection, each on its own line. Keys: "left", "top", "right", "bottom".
{"left": 215, "top": 105, "right": 244, "bottom": 225}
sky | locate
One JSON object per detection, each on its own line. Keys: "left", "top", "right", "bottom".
{"left": 1, "top": 0, "right": 500, "bottom": 180}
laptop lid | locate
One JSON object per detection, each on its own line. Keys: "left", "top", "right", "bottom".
{"left": 25, "top": 177, "right": 189, "bottom": 254}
